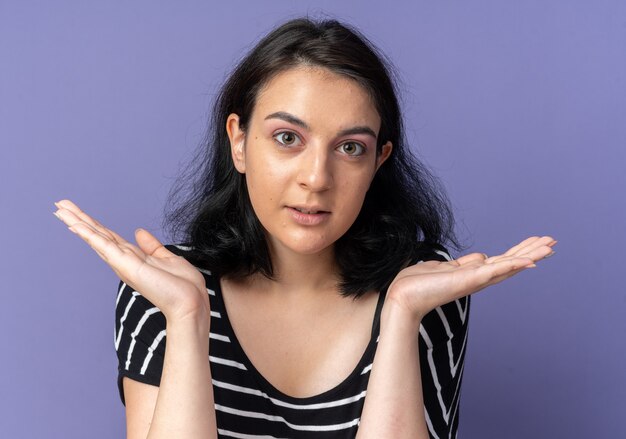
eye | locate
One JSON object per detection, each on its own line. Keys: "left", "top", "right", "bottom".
{"left": 273, "top": 131, "right": 301, "bottom": 147}
{"left": 337, "top": 142, "right": 365, "bottom": 156}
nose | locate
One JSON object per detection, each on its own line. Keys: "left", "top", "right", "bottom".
{"left": 296, "top": 145, "right": 333, "bottom": 192}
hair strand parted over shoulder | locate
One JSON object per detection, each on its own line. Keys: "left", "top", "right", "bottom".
{"left": 163, "top": 17, "right": 462, "bottom": 298}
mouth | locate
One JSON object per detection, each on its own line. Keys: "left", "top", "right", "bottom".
{"left": 286, "top": 206, "right": 331, "bottom": 225}
{"left": 291, "top": 207, "right": 329, "bottom": 214}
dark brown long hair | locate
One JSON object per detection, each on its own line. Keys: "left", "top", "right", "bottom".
{"left": 163, "top": 17, "right": 460, "bottom": 297}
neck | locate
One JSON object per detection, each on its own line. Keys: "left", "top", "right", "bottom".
{"left": 254, "top": 244, "right": 340, "bottom": 297}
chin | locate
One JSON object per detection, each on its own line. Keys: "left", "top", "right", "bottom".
{"left": 276, "top": 235, "right": 337, "bottom": 256}
{"left": 291, "top": 243, "right": 333, "bottom": 255}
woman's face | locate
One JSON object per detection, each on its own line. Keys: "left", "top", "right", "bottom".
{"left": 227, "top": 66, "right": 392, "bottom": 258}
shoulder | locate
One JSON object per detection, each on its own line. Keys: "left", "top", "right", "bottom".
{"left": 114, "top": 243, "right": 215, "bottom": 404}
{"left": 114, "top": 278, "right": 167, "bottom": 404}
{"left": 413, "top": 244, "right": 470, "bottom": 436}
{"left": 115, "top": 243, "right": 217, "bottom": 328}
{"left": 412, "top": 242, "right": 471, "bottom": 344}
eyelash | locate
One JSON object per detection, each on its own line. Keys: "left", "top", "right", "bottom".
{"left": 337, "top": 142, "right": 366, "bottom": 156}
{"left": 273, "top": 131, "right": 302, "bottom": 147}
{"left": 273, "top": 131, "right": 366, "bottom": 156}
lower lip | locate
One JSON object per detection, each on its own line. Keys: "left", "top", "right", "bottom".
{"left": 287, "top": 207, "right": 331, "bottom": 225}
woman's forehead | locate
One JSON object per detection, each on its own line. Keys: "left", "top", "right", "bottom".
{"left": 252, "top": 66, "right": 381, "bottom": 133}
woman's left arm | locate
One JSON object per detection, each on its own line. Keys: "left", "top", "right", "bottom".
{"left": 356, "top": 297, "right": 430, "bottom": 437}
{"left": 356, "top": 236, "right": 556, "bottom": 438}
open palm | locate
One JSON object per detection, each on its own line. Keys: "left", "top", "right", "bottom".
{"left": 387, "top": 236, "right": 557, "bottom": 318}
{"left": 54, "top": 199, "right": 210, "bottom": 322}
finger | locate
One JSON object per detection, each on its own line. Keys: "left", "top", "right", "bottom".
{"left": 68, "top": 222, "right": 125, "bottom": 262}
{"left": 499, "top": 237, "right": 554, "bottom": 264}
{"left": 484, "top": 248, "right": 557, "bottom": 273}
{"left": 504, "top": 236, "right": 540, "bottom": 255}
{"left": 513, "top": 236, "right": 554, "bottom": 255}
{"left": 516, "top": 244, "right": 555, "bottom": 261}
{"left": 56, "top": 208, "right": 130, "bottom": 253}
{"left": 54, "top": 204, "right": 116, "bottom": 240}
{"left": 55, "top": 200, "right": 126, "bottom": 245}
{"left": 475, "top": 257, "right": 535, "bottom": 284}
{"left": 135, "top": 228, "right": 174, "bottom": 259}
{"left": 455, "top": 252, "right": 488, "bottom": 266}
{"left": 55, "top": 199, "right": 130, "bottom": 246}
{"left": 55, "top": 204, "right": 146, "bottom": 260}
{"left": 484, "top": 265, "right": 532, "bottom": 287}
{"left": 502, "top": 236, "right": 542, "bottom": 257}
{"left": 56, "top": 199, "right": 100, "bottom": 226}
{"left": 503, "top": 235, "right": 556, "bottom": 258}
{"left": 487, "top": 236, "right": 555, "bottom": 264}
{"left": 55, "top": 199, "right": 82, "bottom": 214}
{"left": 68, "top": 222, "right": 150, "bottom": 286}
{"left": 485, "top": 252, "right": 543, "bottom": 267}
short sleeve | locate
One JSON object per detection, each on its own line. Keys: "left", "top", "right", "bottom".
{"left": 114, "top": 279, "right": 167, "bottom": 406}
{"left": 415, "top": 244, "right": 472, "bottom": 439}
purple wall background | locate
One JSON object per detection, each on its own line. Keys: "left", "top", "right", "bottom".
{"left": 2, "top": 1, "right": 624, "bottom": 437}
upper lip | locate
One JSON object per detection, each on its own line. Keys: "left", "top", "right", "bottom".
{"left": 287, "top": 205, "right": 330, "bottom": 214}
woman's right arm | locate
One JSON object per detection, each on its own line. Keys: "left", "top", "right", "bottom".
{"left": 128, "top": 316, "right": 215, "bottom": 439}
{"left": 54, "top": 199, "right": 217, "bottom": 439}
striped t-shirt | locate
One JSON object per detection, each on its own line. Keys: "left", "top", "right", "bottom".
{"left": 115, "top": 244, "right": 471, "bottom": 438}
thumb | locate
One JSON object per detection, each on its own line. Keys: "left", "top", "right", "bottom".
{"left": 135, "top": 228, "right": 170, "bottom": 258}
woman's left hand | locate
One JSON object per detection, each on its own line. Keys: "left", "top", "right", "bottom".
{"left": 386, "top": 236, "right": 557, "bottom": 320}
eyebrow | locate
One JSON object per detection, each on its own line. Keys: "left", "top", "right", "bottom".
{"left": 264, "top": 111, "right": 378, "bottom": 139}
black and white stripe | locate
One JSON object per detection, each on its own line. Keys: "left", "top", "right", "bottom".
{"left": 115, "top": 244, "right": 470, "bottom": 438}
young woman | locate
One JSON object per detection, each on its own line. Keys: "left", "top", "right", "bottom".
{"left": 53, "top": 18, "right": 556, "bottom": 439}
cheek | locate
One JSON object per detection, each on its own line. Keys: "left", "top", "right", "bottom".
{"left": 339, "top": 178, "right": 372, "bottom": 217}
{"left": 247, "top": 164, "right": 284, "bottom": 191}
{"left": 244, "top": 163, "right": 287, "bottom": 215}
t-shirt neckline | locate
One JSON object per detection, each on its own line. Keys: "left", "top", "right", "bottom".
{"left": 211, "top": 275, "right": 386, "bottom": 404}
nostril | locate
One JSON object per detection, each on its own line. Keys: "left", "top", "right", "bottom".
{"left": 297, "top": 171, "right": 333, "bottom": 191}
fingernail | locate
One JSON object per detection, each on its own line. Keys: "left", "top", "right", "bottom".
{"left": 68, "top": 226, "right": 78, "bottom": 234}
{"left": 53, "top": 211, "right": 62, "bottom": 220}
{"left": 544, "top": 251, "right": 556, "bottom": 258}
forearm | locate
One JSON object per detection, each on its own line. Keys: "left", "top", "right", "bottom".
{"left": 356, "top": 301, "right": 429, "bottom": 439}
{"left": 148, "top": 317, "right": 217, "bottom": 439}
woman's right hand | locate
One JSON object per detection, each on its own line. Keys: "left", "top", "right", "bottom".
{"left": 54, "top": 199, "right": 210, "bottom": 325}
